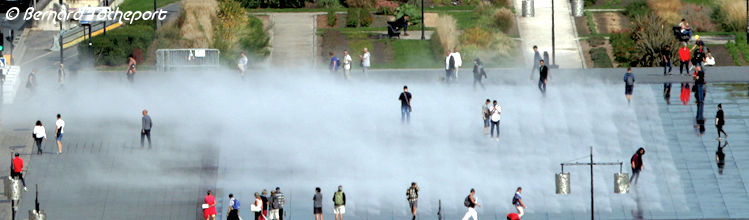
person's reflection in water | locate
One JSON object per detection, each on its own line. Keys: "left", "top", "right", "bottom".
{"left": 664, "top": 83, "right": 672, "bottom": 105}
{"left": 695, "top": 118, "right": 706, "bottom": 136}
{"left": 716, "top": 140, "right": 727, "bottom": 175}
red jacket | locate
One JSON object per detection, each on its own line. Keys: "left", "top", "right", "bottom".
{"left": 679, "top": 47, "right": 691, "bottom": 61}
{"left": 12, "top": 157, "right": 23, "bottom": 173}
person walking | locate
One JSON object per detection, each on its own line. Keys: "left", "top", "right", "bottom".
{"left": 716, "top": 103, "right": 727, "bottom": 139}
{"left": 489, "top": 100, "right": 501, "bottom": 141}
{"left": 538, "top": 60, "right": 548, "bottom": 96}
{"left": 238, "top": 52, "right": 248, "bottom": 79}
{"left": 679, "top": 43, "right": 691, "bottom": 75}
{"left": 530, "top": 45, "right": 542, "bottom": 79}
{"left": 445, "top": 51, "right": 456, "bottom": 83}
{"left": 11, "top": 153, "right": 27, "bottom": 191}
{"left": 472, "top": 58, "right": 487, "bottom": 89}
{"left": 451, "top": 47, "right": 463, "bottom": 79}
{"left": 269, "top": 191, "right": 281, "bottom": 220}
{"left": 406, "top": 182, "right": 419, "bottom": 220}
{"left": 314, "top": 187, "right": 323, "bottom": 220}
{"left": 227, "top": 193, "right": 240, "bottom": 220}
{"left": 141, "top": 109, "right": 153, "bottom": 148}
{"left": 333, "top": 185, "right": 346, "bottom": 220}
{"left": 261, "top": 189, "right": 269, "bottom": 220}
{"left": 482, "top": 99, "right": 491, "bottom": 135}
{"left": 55, "top": 114, "right": 65, "bottom": 154}
{"left": 629, "top": 147, "right": 646, "bottom": 185}
{"left": 512, "top": 187, "right": 526, "bottom": 218}
{"left": 360, "top": 48, "right": 370, "bottom": 77}
{"left": 461, "top": 188, "right": 480, "bottom": 220}
{"left": 329, "top": 52, "right": 340, "bottom": 73}
{"left": 623, "top": 67, "right": 635, "bottom": 104}
{"left": 662, "top": 45, "right": 672, "bottom": 75}
{"left": 398, "top": 86, "right": 413, "bottom": 123}
{"left": 33, "top": 120, "right": 47, "bottom": 155}
{"left": 342, "top": 50, "right": 352, "bottom": 80}
{"left": 127, "top": 55, "right": 137, "bottom": 83}
{"left": 275, "top": 187, "right": 286, "bottom": 220}
{"left": 25, "top": 69, "right": 37, "bottom": 94}
{"left": 253, "top": 192, "right": 264, "bottom": 220}
{"left": 58, "top": 63, "right": 66, "bottom": 87}
{"left": 203, "top": 190, "right": 217, "bottom": 220}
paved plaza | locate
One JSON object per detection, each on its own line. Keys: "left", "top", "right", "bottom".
{"left": 0, "top": 66, "right": 747, "bottom": 220}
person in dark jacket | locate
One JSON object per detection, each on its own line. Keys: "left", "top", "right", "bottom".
{"left": 538, "top": 59, "right": 548, "bottom": 96}
{"left": 472, "top": 58, "right": 487, "bottom": 89}
{"left": 692, "top": 44, "right": 706, "bottom": 69}
{"left": 623, "top": 67, "right": 635, "bottom": 104}
{"left": 629, "top": 148, "right": 646, "bottom": 185}
{"left": 716, "top": 103, "right": 727, "bottom": 139}
{"left": 662, "top": 45, "right": 672, "bottom": 75}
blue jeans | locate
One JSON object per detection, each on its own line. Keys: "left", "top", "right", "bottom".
{"left": 663, "top": 61, "right": 672, "bottom": 74}
{"left": 490, "top": 120, "right": 500, "bottom": 137}
{"left": 696, "top": 84, "right": 704, "bottom": 103}
{"left": 538, "top": 79, "right": 546, "bottom": 94}
{"left": 401, "top": 105, "right": 411, "bottom": 122}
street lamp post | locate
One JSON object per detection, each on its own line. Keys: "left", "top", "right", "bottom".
{"left": 746, "top": 0, "right": 748, "bottom": 44}
{"left": 421, "top": 0, "right": 425, "bottom": 40}
{"left": 551, "top": 0, "right": 556, "bottom": 66}
{"left": 59, "top": 0, "right": 64, "bottom": 64}
{"left": 558, "top": 147, "right": 626, "bottom": 220}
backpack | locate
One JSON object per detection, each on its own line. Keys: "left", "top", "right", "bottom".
{"left": 449, "top": 56, "right": 456, "bottom": 70}
{"left": 232, "top": 199, "right": 240, "bottom": 210}
{"left": 512, "top": 195, "right": 518, "bottom": 205}
{"left": 334, "top": 191, "right": 344, "bottom": 205}
{"left": 464, "top": 195, "right": 472, "bottom": 207}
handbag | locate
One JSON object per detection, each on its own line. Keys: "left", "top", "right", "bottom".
{"left": 250, "top": 204, "right": 261, "bottom": 212}
{"left": 201, "top": 204, "right": 209, "bottom": 209}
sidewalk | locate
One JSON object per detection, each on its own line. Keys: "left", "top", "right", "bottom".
{"left": 268, "top": 13, "right": 319, "bottom": 69}
{"left": 513, "top": 0, "right": 584, "bottom": 69}
{"left": 0, "top": 121, "right": 35, "bottom": 220}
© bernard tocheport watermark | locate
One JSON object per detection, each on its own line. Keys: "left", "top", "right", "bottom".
{"left": 5, "top": 7, "right": 168, "bottom": 24}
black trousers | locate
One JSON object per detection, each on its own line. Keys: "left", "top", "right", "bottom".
{"left": 11, "top": 171, "right": 26, "bottom": 187}
{"left": 34, "top": 137, "right": 43, "bottom": 154}
{"left": 680, "top": 60, "right": 690, "bottom": 74}
{"left": 228, "top": 209, "right": 239, "bottom": 220}
{"left": 141, "top": 129, "right": 151, "bottom": 147}
{"left": 717, "top": 124, "right": 727, "bottom": 137}
{"left": 279, "top": 208, "right": 284, "bottom": 220}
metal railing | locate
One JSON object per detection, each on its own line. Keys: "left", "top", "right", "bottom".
{"left": 156, "top": 49, "right": 220, "bottom": 72}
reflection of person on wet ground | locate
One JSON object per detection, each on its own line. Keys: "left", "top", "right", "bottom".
{"left": 629, "top": 148, "right": 645, "bottom": 185}
{"left": 716, "top": 140, "right": 727, "bottom": 175}
{"left": 680, "top": 83, "right": 690, "bottom": 105}
{"left": 716, "top": 103, "right": 727, "bottom": 139}
{"left": 664, "top": 83, "right": 672, "bottom": 105}
{"left": 695, "top": 118, "right": 706, "bottom": 136}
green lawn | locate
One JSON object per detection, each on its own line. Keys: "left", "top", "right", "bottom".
{"left": 376, "top": 39, "right": 441, "bottom": 68}
{"left": 118, "top": 0, "right": 181, "bottom": 12}
{"left": 681, "top": 0, "right": 715, "bottom": 6}
{"left": 446, "top": 11, "right": 479, "bottom": 30}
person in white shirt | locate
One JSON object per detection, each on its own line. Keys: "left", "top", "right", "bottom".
{"left": 490, "top": 100, "right": 501, "bottom": 141}
{"left": 238, "top": 52, "right": 248, "bottom": 79}
{"left": 360, "top": 48, "right": 371, "bottom": 77}
{"left": 33, "top": 120, "right": 47, "bottom": 155}
{"left": 343, "top": 50, "right": 353, "bottom": 80}
{"left": 705, "top": 49, "right": 716, "bottom": 66}
{"left": 55, "top": 114, "right": 65, "bottom": 155}
{"left": 451, "top": 47, "right": 462, "bottom": 79}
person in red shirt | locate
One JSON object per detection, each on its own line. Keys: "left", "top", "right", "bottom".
{"left": 203, "top": 190, "right": 217, "bottom": 220}
{"left": 11, "top": 153, "right": 27, "bottom": 191}
{"left": 679, "top": 43, "right": 691, "bottom": 75}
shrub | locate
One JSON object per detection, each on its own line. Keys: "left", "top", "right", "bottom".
{"left": 316, "top": 0, "right": 341, "bottom": 8}
{"left": 589, "top": 47, "right": 613, "bottom": 67}
{"left": 375, "top": 0, "right": 399, "bottom": 15}
{"left": 714, "top": 0, "right": 747, "bottom": 32}
{"left": 584, "top": 0, "right": 597, "bottom": 7}
{"left": 588, "top": 36, "right": 606, "bottom": 47}
{"left": 624, "top": 0, "right": 650, "bottom": 19}
{"left": 240, "top": 16, "right": 271, "bottom": 59}
{"left": 81, "top": 25, "right": 155, "bottom": 66}
{"left": 647, "top": 0, "right": 682, "bottom": 22}
{"left": 460, "top": 27, "right": 492, "bottom": 47}
{"left": 610, "top": 31, "right": 635, "bottom": 66}
{"left": 725, "top": 40, "right": 743, "bottom": 65}
{"left": 435, "top": 14, "right": 458, "bottom": 52}
{"left": 327, "top": 10, "right": 337, "bottom": 27}
{"left": 585, "top": 11, "right": 597, "bottom": 34}
{"left": 488, "top": 0, "right": 511, "bottom": 8}
{"left": 395, "top": 3, "right": 421, "bottom": 26}
{"left": 359, "top": 8, "right": 373, "bottom": 27}
{"left": 680, "top": 3, "right": 716, "bottom": 32}
{"left": 631, "top": 13, "right": 678, "bottom": 67}
{"left": 429, "top": 31, "right": 445, "bottom": 61}
{"left": 735, "top": 34, "right": 749, "bottom": 64}
{"left": 491, "top": 7, "right": 515, "bottom": 33}
{"left": 460, "top": 31, "right": 516, "bottom": 65}
{"left": 345, "top": 0, "right": 374, "bottom": 8}
{"left": 182, "top": 0, "right": 219, "bottom": 48}
{"left": 346, "top": 7, "right": 359, "bottom": 27}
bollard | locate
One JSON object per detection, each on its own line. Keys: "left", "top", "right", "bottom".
{"left": 571, "top": 0, "right": 584, "bottom": 17}
{"left": 28, "top": 210, "right": 46, "bottom": 220}
{"left": 614, "top": 173, "right": 630, "bottom": 194}
{"left": 4, "top": 176, "right": 20, "bottom": 200}
{"left": 521, "top": 0, "right": 529, "bottom": 17}
{"left": 529, "top": 0, "right": 535, "bottom": 16}
{"left": 555, "top": 172, "right": 570, "bottom": 194}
